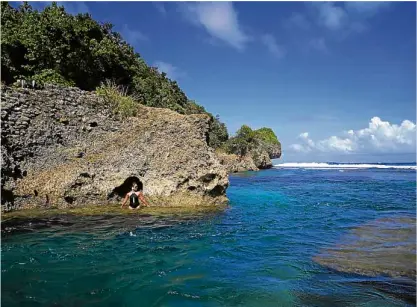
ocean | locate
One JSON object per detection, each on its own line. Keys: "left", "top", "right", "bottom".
{"left": 2, "top": 163, "right": 416, "bottom": 306}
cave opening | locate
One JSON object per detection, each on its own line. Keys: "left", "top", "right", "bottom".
{"left": 108, "top": 176, "right": 143, "bottom": 199}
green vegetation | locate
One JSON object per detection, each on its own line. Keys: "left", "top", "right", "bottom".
{"left": 207, "top": 115, "right": 229, "bottom": 149}
{"left": 223, "top": 125, "right": 258, "bottom": 157}
{"left": 223, "top": 125, "right": 280, "bottom": 157}
{"left": 1, "top": 2, "right": 279, "bottom": 151}
{"left": 96, "top": 80, "right": 138, "bottom": 118}
{"left": 254, "top": 127, "right": 281, "bottom": 146}
{"left": 1, "top": 2, "right": 188, "bottom": 110}
{"left": 31, "top": 69, "right": 75, "bottom": 87}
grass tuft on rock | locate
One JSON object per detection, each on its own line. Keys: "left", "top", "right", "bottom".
{"left": 96, "top": 80, "right": 139, "bottom": 118}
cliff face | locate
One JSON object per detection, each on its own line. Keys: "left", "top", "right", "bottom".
{"left": 1, "top": 85, "right": 229, "bottom": 211}
{"left": 250, "top": 140, "right": 281, "bottom": 169}
{"left": 216, "top": 152, "right": 258, "bottom": 173}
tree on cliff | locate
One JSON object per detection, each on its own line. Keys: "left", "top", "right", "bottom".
{"left": 225, "top": 125, "right": 257, "bottom": 157}
{"left": 254, "top": 127, "right": 281, "bottom": 146}
{"left": 208, "top": 115, "right": 229, "bottom": 149}
{"left": 224, "top": 125, "right": 281, "bottom": 158}
{"left": 1, "top": 1, "right": 229, "bottom": 147}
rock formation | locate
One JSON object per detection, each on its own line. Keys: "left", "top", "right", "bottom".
{"left": 216, "top": 152, "right": 259, "bottom": 173}
{"left": 216, "top": 141, "right": 281, "bottom": 173}
{"left": 1, "top": 85, "right": 229, "bottom": 211}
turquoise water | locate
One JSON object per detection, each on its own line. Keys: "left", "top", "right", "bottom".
{"left": 2, "top": 166, "right": 416, "bottom": 306}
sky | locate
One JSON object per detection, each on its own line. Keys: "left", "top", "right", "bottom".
{"left": 19, "top": 1, "right": 417, "bottom": 163}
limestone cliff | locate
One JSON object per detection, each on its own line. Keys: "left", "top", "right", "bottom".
{"left": 1, "top": 85, "right": 229, "bottom": 211}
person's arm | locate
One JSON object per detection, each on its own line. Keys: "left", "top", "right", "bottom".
{"left": 139, "top": 192, "right": 150, "bottom": 207}
{"left": 121, "top": 193, "right": 129, "bottom": 208}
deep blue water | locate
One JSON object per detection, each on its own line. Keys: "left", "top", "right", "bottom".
{"left": 2, "top": 166, "right": 416, "bottom": 306}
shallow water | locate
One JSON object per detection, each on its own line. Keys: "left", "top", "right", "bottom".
{"left": 2, "top": 167, "right": 416, "bottom": 306}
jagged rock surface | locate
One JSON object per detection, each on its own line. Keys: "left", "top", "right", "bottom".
{"left": 1, "top": 85, "right": 229, "bottom": 211}
{"left": 216, "top": 152, "right": 259, "bottom": 173}
{"left": 250, "top": 148, "right": 273, "bottom": 169}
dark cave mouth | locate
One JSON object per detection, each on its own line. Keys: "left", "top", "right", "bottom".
{"left": 108, "top": 176, "right": 143, "bottom": 199}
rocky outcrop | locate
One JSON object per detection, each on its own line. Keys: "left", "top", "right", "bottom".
{"left": 216, "top": 141, "right": 281, "bottom": 173}
{"left": 1, "top": 85, "right": 229, "bottom": 211}
{"left": 259, "top": 142, "right": 281, "bottom": 160}
{"left": 250, "top": 149, "right": 273, "bottom": 169}
{"left": 251, "top": 140, "right": 281, "bottom": 169}
{"left": 216, "top": 152, "right": 258, "bottom": 173}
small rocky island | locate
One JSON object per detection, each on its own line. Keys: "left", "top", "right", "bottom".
{"left": 0, "top": 2, "right": 281, "bottom": 212}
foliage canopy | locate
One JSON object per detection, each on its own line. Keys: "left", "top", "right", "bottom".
{"left": 223, "top": 125, "right": 280, "bottom": 157}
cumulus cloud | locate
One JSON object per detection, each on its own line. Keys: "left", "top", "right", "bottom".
{"left": 290, "top": 117, "right": 416, "bottom": 154}
{"left": 154, "top": 61, "right": 186, "bottom": 80}
{"left": 261, "top": 34, "right": 285, "bottom": 58}
{"left": 179, "top": 2, "right": 250, "bottom": 50}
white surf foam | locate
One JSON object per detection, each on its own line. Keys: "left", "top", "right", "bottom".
{"left": 273, "top": 162, "right": 417, "bottom": 170}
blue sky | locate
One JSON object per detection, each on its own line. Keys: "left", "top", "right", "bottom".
{"left": 21, "top": 2, "right": 416, "bottom": 162}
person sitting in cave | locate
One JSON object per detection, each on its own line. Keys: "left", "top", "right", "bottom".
{"left": 120, "top": 183, "right": 150, "bottom": 209}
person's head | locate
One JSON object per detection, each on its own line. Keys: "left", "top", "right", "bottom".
{"left": 131, "top": 184, "right": 138, "bottom": 192}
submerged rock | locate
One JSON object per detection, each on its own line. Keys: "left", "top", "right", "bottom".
{"left": 1, "top": 86, "right": 229, "bottom": 211}
{"left": 313, "top": 216, "right": 416, "bottom": 279}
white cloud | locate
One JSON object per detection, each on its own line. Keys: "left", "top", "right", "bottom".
{"left": 122, "top": 24, "right": 147, "bottom": 45}
{"left": 154, "top": 61, "right": 185, "bottom": 80}
{"left": 310, "top": 1, "right": 392, "bottom": 32}
{"left": 344, "top": 2, "right": 391, "bottom": 16}
{"left": 314, "top": 2, "right": 348, "bottom": 30}
{"left": 289, "top": 143, "right": 307, "bottom": 153}
{"left": 179, "top": 2, "right": 250, "bottom": 51}
{"left": 290, "top": 117, "right": 416, "bottom": 154}
{"left": 287, "top": 2, "right": 392, "bottom": 53}
{"left": 261, "top": 34, "right": 285, "bottom": 58}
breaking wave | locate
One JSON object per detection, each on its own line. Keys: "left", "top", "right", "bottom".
{"left": 273, "top": 162, "right": 417, "bottom": 170}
